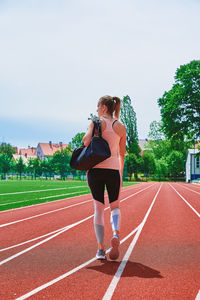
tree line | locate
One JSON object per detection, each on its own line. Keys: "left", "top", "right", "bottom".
{"left": 122, "top": 60, "right": 200, "bottom": 181}
{"left": 0, "top": 145, "right": 79, "bottom": 180}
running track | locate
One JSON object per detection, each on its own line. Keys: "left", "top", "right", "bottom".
{"left": 0, "top": 182, "right": 199, "bottom": 300}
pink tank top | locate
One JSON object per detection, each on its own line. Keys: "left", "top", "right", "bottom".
{"left": 93, "top": 117, "right": 120, "bottom": 170}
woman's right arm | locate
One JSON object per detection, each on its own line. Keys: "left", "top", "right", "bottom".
{"left": 82, "top": 121, "right": 94, "bottom": 147}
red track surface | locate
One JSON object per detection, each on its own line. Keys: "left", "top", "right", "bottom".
{"left": 0, "top": 182, "right": 199, "bottom": 300}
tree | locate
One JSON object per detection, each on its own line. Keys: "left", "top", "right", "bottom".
{"left": 158, "top": 60, "right": 200, "bottom": 141}
{"left": 0, "top": 143, "right": 16, "bottom": 158}
{"left": 69, "top": 132, "right": 85, "bottom": 150}
{"left": 0, "top": 153, "right": 12, "bottom": 178}
{"left": 155, "top": 158, "right": 168, "bottom": 181}
{"left": 142, "top": 152, "right": 156, "bottom": 177}
{"left": 148, "top": 121, "right": 165, "bottom": 140}
{"left": 40, "top": 159, "right": 50, "bottom": 179}
{"left": 15, "top": 157, "right": 25, "bottom": 179}
{"left": 27, "top": 158, "right": 34, "bottom": 178}
{"left": 126, "top": 153, "right": 135, "bottom": 180}
{"left": 145, "top": 139, "right": 172, "bottom": 160}
{"left": 52, "top": 147, "right": 71, "bottom": 180}
{"left": 120, "top": 95, "right": 140, "bottom": 155}
{"left": 32, "top": 158, "right": 41, "bottom": 179}
{"left": 166, "top": 150, "right": 185, "bottom": 179}
{"left": 127, "top": 153, "right": 143, "bottom": 181}
{"left": 27, "top": 158, "right": 41, "bottom": 179}
{"left": 40, "top": 157, "right": 55, "bottom": 179}
{"left": 47, "top": 157, "right": 55, "bottom": 178}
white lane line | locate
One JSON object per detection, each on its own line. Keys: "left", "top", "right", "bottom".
{"left": 39, "top": 184, "right": 138, "bottom": 201}
{"left": 0, "top": 226, "right": 70, "bottom": 252}
{"left": 188, "top": 182, "right": 200, "bottom": 188}
{"left": 14, "top": 184, "right": 158, "bottom": 300}
{"left": 0, "top": 190, "right": 89, "bottom": 206}
{"left": 176, "top": 183, "right": 200, "bottom": 195}
{"left": 0, "top": 184, "right": 155, "bottom": 262}
{"left": 169, "top": 184, "right": 200, "bottom": 218}
{"left": 0, "top": 186, "right": 86, "bottom": 196}
{"left": 0, "top": 184, "right": 150, "bottom": 251}
{"left": 0, "top": 199, "right": 93, "bottom": 228}
{"left": 102, "top": 183, "right": 162, "bottom": 300}
{"left": 15, "top": 223, "right": 141, "bottom": 300}
{"left": 0, "top": 184, "right": 154, "bottom": 228}
{"left": 0, "top": 184, "right": 140, "bottom": 214}
{"left": 120, "top": 183, "right": 156, "bottom": 204}
{"left": 0, "top": 213, "right": 94, "bottom": 266}
{"left": 195, "top": 290, "right": 200, "bottom": 300}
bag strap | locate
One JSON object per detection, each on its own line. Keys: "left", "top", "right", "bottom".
{"left": 92, "top": 118, "right": 102, "bottom": 138}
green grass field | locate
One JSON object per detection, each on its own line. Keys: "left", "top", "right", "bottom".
{"left": 0, "top": 180, "right": 138, "bottom": 211}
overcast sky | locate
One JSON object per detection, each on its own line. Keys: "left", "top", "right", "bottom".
{"left": 0, "top": 0, "right": 200, "bottom": 148}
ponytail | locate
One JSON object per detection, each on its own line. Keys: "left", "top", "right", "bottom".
{"left": 112, "top": 96, "right": 121, "bottom": 120}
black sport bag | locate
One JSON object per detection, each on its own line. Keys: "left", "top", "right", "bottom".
{"left": 70, "top": 118, "right": 111, "bottom": 171}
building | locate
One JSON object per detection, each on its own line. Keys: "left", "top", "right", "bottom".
{"left": 13, "top": 146, "right": 37, "bottom": 165}
{"left": 19, "top": 147, "right": 36, "bottom": 156}
{"left": 185, "top": 148, "right": 200, "bottom": 182}
{"left": 13, "top": 154, "right": 37, "bottom": 166}
{"left": 36, "top": 141, "right": 69, "bottom": 160}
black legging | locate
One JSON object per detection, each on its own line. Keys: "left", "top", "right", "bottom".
{"left": 87, "top": 168, "right": 121, "bottom": 204}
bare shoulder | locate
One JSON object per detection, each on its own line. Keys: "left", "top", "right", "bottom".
{"left": 113, "top": 120, "right": 126, "bottom": 137}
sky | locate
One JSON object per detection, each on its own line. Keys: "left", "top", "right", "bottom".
{"left": 0, "top": 0, "right": 200, "bottom": 149}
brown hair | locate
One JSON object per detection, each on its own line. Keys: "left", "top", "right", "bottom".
{"left": 98, "top": 95, "right": 121, "bottom": 119}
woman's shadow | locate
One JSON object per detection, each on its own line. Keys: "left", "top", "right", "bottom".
{"left": 87, "top": 260, "right": 163, "bottom": 279}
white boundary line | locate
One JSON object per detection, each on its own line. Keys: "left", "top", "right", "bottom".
{"left": 39, "top": 189, "right": 89, "bottom": 199}
{"left": 0, "top": 190, "right": 89, "bottom": 206}
{"left": 0, "top": 192, "right": 91, "bottom": 213}
{"left": 0, "top": 184, "right": 154, "bottom": 228}
{"left": 176, "top": 183, "right": 200, "bottom": 195}
{"left": 102, "top": 183, "right": 162, "bottom": 300}
{"left": 15, "top": 224, "right": 142, "bottom": 300}
{"left": 0, "top": 184, "right": 156, "bottom": 263}
{"left": 195, "top": 290, "right": 200, "bottom": 300}
{"left": 0, "top": 183, "right": 140, "bottom": 213}
{"left": 0, "top": 186, "right": 86, "bottom": 196}
{"left": 0, "top": 182, "right": 139, "bottom": 197}
{"left": 169, "top": 184, "right": 200, "bottom": 218}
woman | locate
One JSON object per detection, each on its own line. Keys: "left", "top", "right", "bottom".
{"left": 83, "top": 95, "right": 126, "bottom": 260}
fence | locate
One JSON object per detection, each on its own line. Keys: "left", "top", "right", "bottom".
{"left": 0, "top": 171, "right": 87, "bottom": 181}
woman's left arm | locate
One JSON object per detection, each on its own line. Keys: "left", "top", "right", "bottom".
{"left": 82, "top": 121, "right": 94, "bottom": 146}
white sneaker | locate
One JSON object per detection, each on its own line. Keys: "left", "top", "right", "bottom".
{"left": 96, "top": 249, "right": 106, "bottom": 260}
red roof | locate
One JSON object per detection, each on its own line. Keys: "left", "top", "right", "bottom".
{"left": 19, "top": 147, "right": 36, "bottom": 155}
{"left": 39, "top": 143, "right": 69, "bottom": 156}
